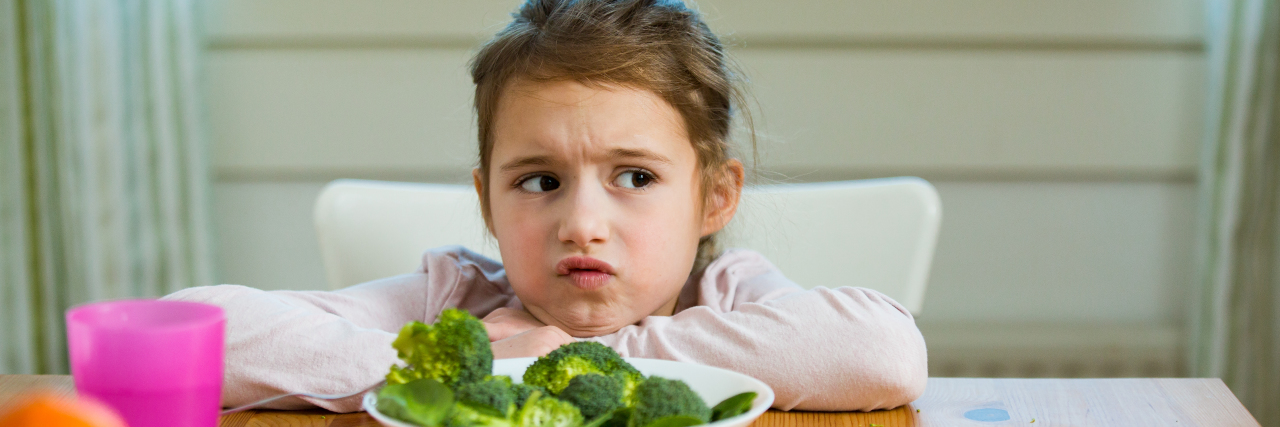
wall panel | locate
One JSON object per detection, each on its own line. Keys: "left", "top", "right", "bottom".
{"left": 207, "top": 49, "right": 1203, "bottom": 180}
{"left": 206, "top": 49, "right": 477, "bottom": 179}
{"left": 203, "top": 0, "right": 1201, "bottom": 45}
{"left": 922, "top": 182, "right": 1195, "bottom": 324}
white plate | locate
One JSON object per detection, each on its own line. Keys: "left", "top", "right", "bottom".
{"left": 364, "top": 357, "right": 775, "bottom": 427}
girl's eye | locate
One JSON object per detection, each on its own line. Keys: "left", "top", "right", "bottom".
{"left": 614, "top": 170, "right": 655, "bottom": 189}
{"left": 519, "top": 175, "right": 560, "bottom": 192}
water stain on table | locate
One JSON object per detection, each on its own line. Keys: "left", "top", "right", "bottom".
{"left": 963, "top": 408, "right": 1011, "bottom": 422}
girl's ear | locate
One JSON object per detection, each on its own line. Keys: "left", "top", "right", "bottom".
{"left": 472, "top": 167, "right": 485, "bottom": 200}
{"left": 473, "top": 168, "right": 495, "bottom": 235}
{"left": 700, "top": 159, "right": 745, "bottom": 236}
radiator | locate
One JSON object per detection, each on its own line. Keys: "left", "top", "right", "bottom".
{"left": 918, "top": 322, "right": 1185, "bottom": 378}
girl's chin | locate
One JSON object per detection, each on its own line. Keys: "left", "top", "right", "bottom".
{"left": 534, "top": 304, "right": 640, "bottom": 337}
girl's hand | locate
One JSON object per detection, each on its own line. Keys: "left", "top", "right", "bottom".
{"left": 491, "top": 325, "right": 575, "bottom": 359}
{"left": 483, "top": 307, "right": 547, "bottom": 342}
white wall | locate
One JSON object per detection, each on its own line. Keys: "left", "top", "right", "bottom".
{"left": 201, "top": 0, "right": 1204, "bottom": 374}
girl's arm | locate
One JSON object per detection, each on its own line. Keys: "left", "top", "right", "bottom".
{"left": 160, "top": 246, "right": 513, "bottom": 413}
{"left": 588, "top": 250, "right": 929, "bottom": 411}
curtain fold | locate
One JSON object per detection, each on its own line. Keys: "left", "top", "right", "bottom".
{"left": 0, "top": 0, "right": 216, "bottom": 375}
{"left": 1191, "top": 0, "right": 1280, "bottom": 425}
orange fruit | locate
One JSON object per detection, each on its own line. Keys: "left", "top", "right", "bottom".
{"left": 0, "top": 392, "right": 127, "bottom": 427}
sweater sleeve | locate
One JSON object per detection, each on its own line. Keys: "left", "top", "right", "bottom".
{"left": 588, "top": 250, "right": 928, "bottom": 411}
{"left": 159, "top": 246, "right": 514, "bottom": 413}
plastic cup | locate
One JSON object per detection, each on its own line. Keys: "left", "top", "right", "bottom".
{"left": 66, "top": 299, "right": 225, "bottom": 427}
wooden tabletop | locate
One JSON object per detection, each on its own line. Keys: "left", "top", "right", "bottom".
{"left": 0, "top": 375, "right": 1259, "bottom": 427}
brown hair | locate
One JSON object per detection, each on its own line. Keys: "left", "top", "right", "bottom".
{"left": 470, "top": 0, "right": 753, "bottom": 272}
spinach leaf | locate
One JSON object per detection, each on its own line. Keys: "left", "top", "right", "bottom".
{"left": 710, "top": 392, "right": 757, "bottom": 422}
{"left": 377, "top": 378, "right": 455, "bottom": 426}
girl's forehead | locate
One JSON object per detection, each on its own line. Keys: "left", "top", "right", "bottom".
{"left": 491, "top": 80, "right": 693, "bottom": 163}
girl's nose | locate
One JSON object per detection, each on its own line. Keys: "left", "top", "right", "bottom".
{"left": 557, "top": 182, "right": 610, "bottom": 249}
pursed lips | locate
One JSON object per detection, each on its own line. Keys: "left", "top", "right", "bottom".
{"left": 556, "top": 256, "right": 615, "bottom": 290}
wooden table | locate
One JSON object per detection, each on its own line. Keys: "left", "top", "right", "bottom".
{"left": 0, "top": 375, "right": 1259, "bottom": 426}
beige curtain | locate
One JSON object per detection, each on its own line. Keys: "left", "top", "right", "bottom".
{"left": 0, "top": 0, "right": 216, "bottom": 375}
{"left": 1191, "top": 0, "right": 1280, "bottom": 425}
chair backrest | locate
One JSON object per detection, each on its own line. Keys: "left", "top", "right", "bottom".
{"left": 313, "top": 177, "right": 940, "bottom": 314}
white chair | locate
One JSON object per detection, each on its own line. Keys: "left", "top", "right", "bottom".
{"left": 313, "top": 177, "right": 941, "bottom": 315}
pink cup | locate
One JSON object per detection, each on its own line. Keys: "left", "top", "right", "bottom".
{"left": 66, "top": 299, "right": 225, "bottom": 427}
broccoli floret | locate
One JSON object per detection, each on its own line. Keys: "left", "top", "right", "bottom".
{"left": 517, "top": 392, "right": 584, "bottom": 427}
{"left": 557, "top": 373, "right": 624, "bottom": 420}
{"left": 630, "top": 377, "right": 710, "bottom": 427}
{"left": 512, "top": 383, "right": 549, "bottom": 410}
{"left": 448, "top": 401, "right": 516, "bottom": 427}
{"left": 523, "top": 342, "right": 639, "bottom": 394}
{"left": 387, "top": 308, "right": 494, "bottom": 388}
{"left": 602, "top": 406, "right": 633, "bottom": 427}
{"left": 613, "top": 371, "right": 644, "bottom": 407}
{"left": 456, "top": 376, "right": 518, "bottom": 415}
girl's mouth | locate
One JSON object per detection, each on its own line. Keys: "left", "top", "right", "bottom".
{"left": 556, "top": 256, "right": 615, "bottom": 290}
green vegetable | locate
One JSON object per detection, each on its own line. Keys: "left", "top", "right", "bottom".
{"left": 380, "top": 314, "right": 740, "bottom": 427}
{"left": 596, "top": 407, "right": 633, "bottom": 427}
{"left": 518, "top": 392, "right": 585, "bottom": 427}
{"left": 377, "top": 378, "right": 455, "bottom": 426}
{"left": 557, "top": 373, "right": 625, "bottom": 420}
{"left": 447, "top": 401, "right": 516, "bottom": 427}
{"left": 387, "top": 308, "right": 494, "bottom": 388}
{"left": 512, "top": 383, "right": 549, "bottom": 410}
{"left": 709, "top": 392, "right": 756, "bottom": 421}
{"left": 456, "top": 376, "right": 518, "bottom": 416}
{"left": 523, "top": 342, "right": 640, "bottom": 395}
{"left": 629, "top": 377, "right": 710, "bottom": 427}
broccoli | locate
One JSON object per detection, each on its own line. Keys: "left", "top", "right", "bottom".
{"left": 556, "top": 373, "right": 624, "bottom": 420}
{"left": 601, "top": 406, "right": 634, "bottom": 427}
{"left": 522, "top": 342, "right": 640, "bottom": 394}
{"left": 512, "top": 383, "right": 549, "bottom": 410}
{"left": 448, "top": 401, "right": 516, "bottom": 427}
{"left": 448, "top": 402, "right": 513, "bottom": 427}
{"left": 612, "top": 371, "right": 644, "bottom": 407}
{"left": 456, "top": 376, "right": 518, "bottom": 415}
{"left": 387, "top": 308, "right": 494, "bottom": 388}
{"left": 629, "top": 377, "right": 710, "bottom": 427}
{"left": 517, "top": 392, "right": 584, "bottom": 427}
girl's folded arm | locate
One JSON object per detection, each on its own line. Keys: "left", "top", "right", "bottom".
{"left": 158, "top": 245, "right": 512, "bottom": 413}
{"left": 589, "top": 285, "right": 928, "bottom": 412}
{"left": 159, "top": 275, "right": 431, "bottom": 412}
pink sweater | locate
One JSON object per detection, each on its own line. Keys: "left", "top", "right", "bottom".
{"left": 161, "top": 246, "right": 927, "bottom": 413}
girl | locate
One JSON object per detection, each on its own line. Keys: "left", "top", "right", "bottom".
{"left": 164, "top": 0, "right": 927, "bottom": 413}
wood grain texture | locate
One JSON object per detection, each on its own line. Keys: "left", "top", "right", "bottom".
{"left": 0, "top": 376, "right": 1259, "bottom": 426}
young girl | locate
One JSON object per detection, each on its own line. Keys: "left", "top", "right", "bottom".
{"left": 164, "top": 0, "right": 926, "bottom": 413}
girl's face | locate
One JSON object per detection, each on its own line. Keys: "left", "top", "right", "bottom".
{"left": 476, "top": 80, "right": 737, "bottom": 337}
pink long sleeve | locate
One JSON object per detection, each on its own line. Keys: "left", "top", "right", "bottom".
{"left": 161, "top": 246, "right": 926, "bottom": 413}
{"left": 160, "top": 246, "right": 516, "bottom": 412}
{"left": 588, "top": 249, "right": 929, "bottom": 411}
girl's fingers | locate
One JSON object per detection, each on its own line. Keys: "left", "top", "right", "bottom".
{"left": 491, "top": 326, "right": 574, "bottom": 359}
{"left": 484, "top": 321, "right": 523, "bottom": 342}
{"left": 483, "top": 308, "right": 547, "bottom": 341}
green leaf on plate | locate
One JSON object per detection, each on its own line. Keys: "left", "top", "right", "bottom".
{"left": 377, "top": 378, "right": 455, "bottom": 426}
{"left": 710, "top": 392, "right": 757, "bottom": 422}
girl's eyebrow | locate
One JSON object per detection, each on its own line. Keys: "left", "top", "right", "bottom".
{"left": 606, "top": 148, "right": 673, "bottom": 166}
{"left": 498, "top": 148, "right": 673, "bottom": 173}
{"left": 499, "top": 155, "right": 555, "bottom": 173}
